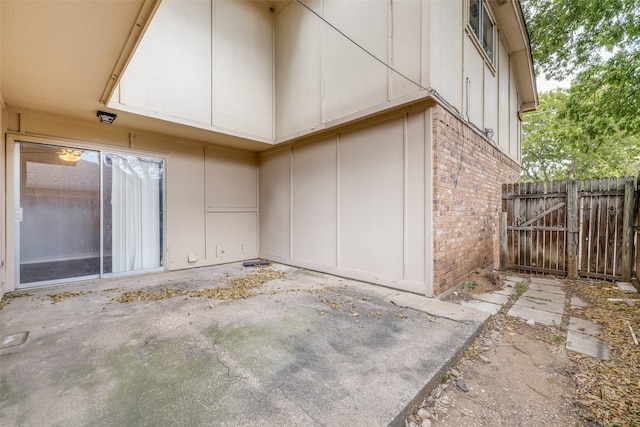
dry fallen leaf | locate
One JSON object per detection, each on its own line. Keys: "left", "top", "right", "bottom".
{"left": 0, "top": 291, "right": 32, "bottom": 310}
{"left": 47, "top": 291, "right": 93, "bottom": 304}
{"left": 566, "top": 280, "right": 640, "bottom": 425}
{"left": 112, "top": 268, "right": 285, "bottom": 303}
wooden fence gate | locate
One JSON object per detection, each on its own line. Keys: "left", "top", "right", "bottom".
{"left": 501, "top": 177, "right": 638, "bottom": 281}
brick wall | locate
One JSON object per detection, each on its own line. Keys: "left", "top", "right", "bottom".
{"left": 431, "top": 106, "right": 520, "bottom": 295}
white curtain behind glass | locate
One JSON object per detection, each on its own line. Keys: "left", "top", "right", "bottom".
{"left": 110, "top": 154, "right": 162, "bottom": 273}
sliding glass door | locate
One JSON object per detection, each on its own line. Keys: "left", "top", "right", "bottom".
{"left": 16, "top": 141, "right": 164, "bottom": 288}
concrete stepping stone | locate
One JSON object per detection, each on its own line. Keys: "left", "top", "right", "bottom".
{"left": 568, "top": 317, "right": 602, "bottom": 337}
{"left": 566, "top": 330, "right": 611, "bottom": 360}
{"left": 398, "top": 297, "right": 490, "bottom": 324}
{"left": 527, "top": 282, "right": 565, "bottom": 295}
{"left": 460, "top": 300, "right": 501, "bottom": 315}
{"left": 616, "top": 282, "right": 638, "bottom": 293}
{"left": 523, "top": 288, "right": 566, "bottom": 304}
{"left": 570, "top": 296, "right": 589, "bottom": 309}
{"left": 507, "top": 304, "right": 563, "bottom": 326}
{"left": 518, "top": 296, "right": 565, "bottom": 314}
{"left": 493, "top": 288, "right": 515, "bottom": 297}
{"left": 473, "top": 292, "right": 510, "bottom": 305}
{"left": 529, "top": 277, "right": 563, "bottom": 286}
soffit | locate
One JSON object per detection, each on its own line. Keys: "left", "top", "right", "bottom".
{"left": 489, "top": 0, "right": 538, "bottom": 110}
{"left": 1, "top": 1, "right": 149, "bottom": 119}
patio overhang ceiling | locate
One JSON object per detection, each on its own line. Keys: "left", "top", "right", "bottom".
{"left": 0, "top": 0, "right": 295, "bottom": 151}
{"left": 1, "top": 1, "right": 153, "bottom": 123}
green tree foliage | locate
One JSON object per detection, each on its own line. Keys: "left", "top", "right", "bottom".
{"left": 521, "top": 0, "right": 640, "bottom": 180}
{"left": 522, "top": 90, "right": 640, "bottom": 182}
{"left": 523, "top": 0, "right": 639, "bottom": 80}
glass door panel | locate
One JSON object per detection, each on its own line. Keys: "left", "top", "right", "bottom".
{"left": 103, "top": 153, "right": 163, "bottom": 274}
{"left": 18, "top": 143, "right": 101, "bottom": 286}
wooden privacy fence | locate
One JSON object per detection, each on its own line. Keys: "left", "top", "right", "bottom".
{"left": 500, "top": 177, "right": 638, "bottom": 281}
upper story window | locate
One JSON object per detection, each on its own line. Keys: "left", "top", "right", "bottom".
{"left": 469, "top": 0, "right": 495, "bottom": 62}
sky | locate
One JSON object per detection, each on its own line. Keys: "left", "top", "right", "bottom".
{"left": 536, "top": 75, "right": 572, "bottom": 93}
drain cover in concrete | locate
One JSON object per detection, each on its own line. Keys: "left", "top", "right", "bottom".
{"left": 1, "top": 332, "right": 29, "bottom": 349}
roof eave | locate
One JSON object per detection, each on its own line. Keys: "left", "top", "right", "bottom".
{"left": 489, "top": 0, "right": 538, "bottom": 111}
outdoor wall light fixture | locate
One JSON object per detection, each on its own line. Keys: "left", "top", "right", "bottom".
{"left": 58, "top": 148, "right": 83, "bottom": 163}
{"left": 97, "top": 110, "right": 117, "bottom": 124}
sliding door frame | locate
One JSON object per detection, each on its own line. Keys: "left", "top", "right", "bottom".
{"left": 7, "top": 134, "right": 167, "bottom": 290}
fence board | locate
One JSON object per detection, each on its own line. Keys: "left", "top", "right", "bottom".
{"left": 559, "top": 180, "right": 567, "bottom": 272}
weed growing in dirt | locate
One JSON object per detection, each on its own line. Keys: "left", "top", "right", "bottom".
{"left": 461, "top": 280, "right": 478, "bottom": 291}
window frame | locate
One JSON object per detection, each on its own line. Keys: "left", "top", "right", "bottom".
{"left": 467, "top": 0, "right": 496, "bottom": 67}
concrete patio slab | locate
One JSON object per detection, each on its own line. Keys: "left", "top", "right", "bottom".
{"left": 566, "top": 330, "right": 611, "bottom": 360}
{"left": 0, "top": 263, "right": 487, "bottom": 427}
{"left": 507, "top": 304, "right": 563, "bottom": 326}
{"left": 385, "top": 292, "right": 491, "bottom": 325}
{"left": 568, "top": 317, "right": 603, "bottom": 337}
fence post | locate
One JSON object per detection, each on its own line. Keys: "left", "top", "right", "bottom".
{"left": 621, "top": 177, "right": 636, "bottom": 281}
{"left": 566, "top": 180, "right": 579, "bottom": 279}
{"left": 500, "top": 212, "right": 508, "bottom": 271}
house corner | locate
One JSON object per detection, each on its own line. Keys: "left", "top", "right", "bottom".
{"left": 430, "top": 105, "right": 520, "bottom": 295}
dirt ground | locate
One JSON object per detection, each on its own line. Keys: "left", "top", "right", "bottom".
{"left": 407, "top": 312, "right": 584, "bottom": 426}
{"left": 407, "top": 271, "right": 640, "bottom": 427}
